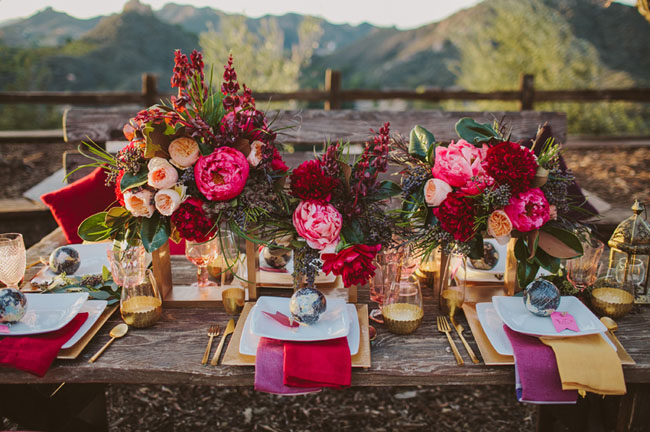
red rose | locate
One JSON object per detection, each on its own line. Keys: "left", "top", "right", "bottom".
{"left": 483, "top": 141, "right": 537, "bottom": 194}
{"left": 433, "top": 192, "right": 476, "bottom": 242}
{"left": 322, "top": 244, "right": 382, "bottom": 288}
{"left": 289, "top": 160, "right": 339, "bottom": 202}
{"left": 170, "top": 197, "right": 214, "bottom": 242}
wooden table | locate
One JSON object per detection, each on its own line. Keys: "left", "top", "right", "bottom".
{"left": 3, "top": 228, "right": 650, "bottom": 431}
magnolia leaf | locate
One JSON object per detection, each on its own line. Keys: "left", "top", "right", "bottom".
{"left": 468, "top": 236, "right": 485, "bottom": 260}
{"left": 527, "top": 229, "right": 540, "bottom": 260}
{"left": 409, "top": 125, "right": 435, "bottom": 159}
{"left": 78, "top": 212, "right": 111, "bottom": 242}
{"left": 533, "top": 248, "right": 561, "bottom": 273}
{"left": 426, "top": 141, "right": 437, "bottom": 165}
{"left": 140, "top": 214, "right": 170, "bottom": 253}
{"left": 233, "top": 138, "right": 251, "bottom": 157}
{"left": 538, "top": 226, "right": 583, "bottom": 259}
{"left": 517, "top": 260, "right": 540, "bottom": 289}
{"left": 341, "top": 163, "right": 352, "bottom": 191}
{"left": 105, "top": 207, "right": 129, "bottom": 228}
{"left": 455, "top": 118, "right": 500, "bottom": 145}
{"left": 120, "top": 169, "right": 148, "bottom": 191}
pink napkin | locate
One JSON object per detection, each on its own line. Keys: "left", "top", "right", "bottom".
{"left": 284, "top": 337, "right": 351, "bottom": 389}
{"left": 254, "top": 337, "right": 320, "bottom": 395}
{"left": 504, "top": 325, "right": 577, "bottom": 404}
{"left": 0, "top": 313, "right": 88, "bottom": 377}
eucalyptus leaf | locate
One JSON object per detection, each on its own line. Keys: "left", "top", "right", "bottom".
{"left": 455, "top": 118, "right": 500, "bottom": 145}
{"left": 409, "top": 125, "right": 435, "bottom": 159}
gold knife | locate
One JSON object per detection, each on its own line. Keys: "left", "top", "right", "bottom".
{"left": 210, "top": 319, "right": 235, "bottom": 366}
{"left": 450, "top": 316, "right": 480, "bottom": 364}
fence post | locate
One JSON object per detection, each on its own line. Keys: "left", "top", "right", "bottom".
{"left": 142, "top": 74, "right": 158, "bottom": 107}
{"left": 519, "top": 73, "right": 535, "bottom": 110}
{"left": 324, "top": 69, "right": 342, "bottom": 110}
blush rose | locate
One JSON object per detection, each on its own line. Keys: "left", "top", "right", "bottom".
{"left": 147, "top": 157, "right": 178, "bottom": 189}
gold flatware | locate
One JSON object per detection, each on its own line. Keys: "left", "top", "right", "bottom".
{"left": 437, "top": 316, "right": 464, "bottom": 365}
{"left": 201, "top": 324, "right": 220, "bottom": 365}
{"left": 88, "top": 323, "right": 128, "bottom": 364}
{"left": 450, "top": 316, "right": 480, "bottom": 364}
{"left": 210, "top": 319, "right": 235, "bottom": 366}
{"left": 601, "top": 316, "right": 624, "bottom": 347}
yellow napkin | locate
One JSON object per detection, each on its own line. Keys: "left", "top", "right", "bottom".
{"left": 540, "top": 334, "right": 626, "bottom": 396}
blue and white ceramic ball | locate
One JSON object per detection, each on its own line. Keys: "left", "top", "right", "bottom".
{"left": 0, "top": 288, "right": 27, "bottom": 323}
{"left": 524, "top": 279, "right": 560, "bottom": 317}
{"left": 289, "top": 287, "right": 327, "bottom": 325}
{"left": 49, "top": 246, "right": 80, "bottom": 275}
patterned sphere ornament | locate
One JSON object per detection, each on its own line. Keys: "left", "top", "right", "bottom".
{"left": 289, "top": 286, "right": 327, "bottom": 325}
{"left": 0, "top": 288, "right": 27, "bottom": 323}
{"left": 524, "top": 279, "right": 560, "bottom": 317}
{"left": 49, "top": 246, "right": 81, "bottom": 275}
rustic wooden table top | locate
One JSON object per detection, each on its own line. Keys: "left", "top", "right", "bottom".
{"left": 7, "top": 228, "right": 650, "bottom": 387}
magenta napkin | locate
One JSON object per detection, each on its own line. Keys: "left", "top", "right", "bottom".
{"left": 504, "top": 325, "right": 577, "bottom": 404}
{"left": 254, "top": 337, "right": 320, "bottom": 395}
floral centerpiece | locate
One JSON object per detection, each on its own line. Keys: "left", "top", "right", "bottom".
{"left": 392, "top": 118, "right": 585, "bottom": 288}
{"left": 78, "top": 50, "right": 288, "bottom": 254}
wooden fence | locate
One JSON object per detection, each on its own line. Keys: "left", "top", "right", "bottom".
{"left": 1, "top": 70, "right": 650, "bottom": 144}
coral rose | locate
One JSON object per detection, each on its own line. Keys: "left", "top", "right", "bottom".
{"left": 293, "top": 200, "right": 342, "bottom": 253}
{"left": 432, "top": 139, "right": 487, "bottom": 188}
{"left": 487, "top": 209, "right": 513, "bottom": 245}
{"left": 194, "top": 147, "right": 249, "bottom": 201}
{"left": 169, "top": 137, "right": 200, "bottom": 168}
{"left": 154, "top": 189, "right": 182, "bottom": 216}
{"left": 504, "top": 188, "right": 550, "bottom": 232}
{"left": 124, "top": 189, "right": 155, "bottom": 218}
{"left": 424, "top": 178, "right": 452, "bottom": 207}
{"left": 147, "top": 157, "right": 178, "bottom": 189}
{"left": 322, "top": 244, "right": 382, "bottom": 288}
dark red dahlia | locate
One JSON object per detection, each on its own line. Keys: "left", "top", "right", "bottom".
{"left": 289, "top": 160, "right": 339, "bottom": 202}
{"left": 322, "top": 244, "right": 382, "bottom": 288}
{"left": 170, "top": 197, "right": 214, "bottom": 243}
{"left": 483, "top": 141, "right": 537, "bottom": 194}
{"left": 433, "top": 192, "right": 476, "bottom": 242}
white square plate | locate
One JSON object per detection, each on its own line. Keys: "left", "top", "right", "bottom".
{"left": 5, "top": 293, "right": 89, "bottom": 335}
{"left": 250, "top": 296, "right": 349, "bottom": 342}
{"left": 240, "top": 303, "right": 359, "bottom": 355}
{"left": 492, "top": 296, "right": 607, "bottom": 338}
{"left": 31, "top": 243, "right": 112, "bottom": 288}
{"left": 62, "top": 300, "right": 108, "bottom": 349}
{"left": 477, "top": 301, "right": 616, "bottom": 355}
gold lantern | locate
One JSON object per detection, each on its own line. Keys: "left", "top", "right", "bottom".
{"left": 608, "top": 200, "right": 650, "bottom": 304}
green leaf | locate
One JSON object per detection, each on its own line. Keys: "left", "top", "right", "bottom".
{"left": 78, "top": 212, "right": 111, "bottom": 242}
{"left": 341, "top": 219, "right": 364, "bottom": 244}
{"left": 517, "top": 260, "right": 540, "bottom": 289}
{"left": 467, "top": 236, "right": 484, "bottom": 260}
{"left": 372, "top": 180, "right": 402, "bottom": 201}
{"left": 198, "top": 141, "right": 212, "bottom": 156}
{"left": 426, "top": 142, "right": 436, "bottom": 165}
{"left": 409, "top": 125, "right": 435, "bottom": 159}
{"left": 455, "top": 118, "right": 500, "bottom": 145}
{"left": 539, "top": 225, "right": 583, "bottom": 258}
{"left": 105, "top": 207, "right": 130, "bottom": 228}
{"left": 102, "top": 265, "right": 111, "bottom": 282}
{"left": 140, "top": 214, "right": 170, "bottom": 253}
{"left": 120, "top": 169, "right": 148, "bottom": 191}
{"left": 88, "top": 290, "right": 111, "bottom": 300}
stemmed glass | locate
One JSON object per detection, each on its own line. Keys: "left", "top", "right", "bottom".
{"left": 566, "top": 236, "right": 604, "bottom": 291}
{"left": 616, "top": 258, "right": 645, "bottom": 292}
{"left": 186, "top": 237, "right": 220, "bottom": 288}
{"left": 0, "top": 233, "right": 26, "bottom": 289}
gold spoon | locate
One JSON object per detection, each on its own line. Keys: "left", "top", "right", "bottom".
{"left": 88, "top": 323, "right": 128, "bottom": 364}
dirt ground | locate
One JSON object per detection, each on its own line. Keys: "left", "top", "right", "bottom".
{"left": 0, "top": 143, "right": 649, "bottom": 431}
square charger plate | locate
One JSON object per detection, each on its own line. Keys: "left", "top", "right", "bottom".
{"left": 250, "top": 296, "right": 350, "bottom": 342}
{"left": 241, "top": 303, "right": 360, "bottom": 355}
{"left": 5, "top": 293, "right": 89, "bottom": 335}
{"left": 492, "top": 296, "right": 607, "bottom": 338}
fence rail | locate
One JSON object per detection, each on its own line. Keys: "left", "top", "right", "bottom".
{"left": 1, "top": 71, "right": 650, "bottom": 144}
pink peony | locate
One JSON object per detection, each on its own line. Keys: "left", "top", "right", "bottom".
{"left": 124, "top": 189, "right": 155, "bottom": 218}
{"left": 423, "top": 178, "right": 452, "bottom": 207}
{"left": 194, "top": 147, "right": 249, "bottom": 201}
{"left": 147, "top": 157, "right": 178, "bottom": 190}
{"left": 293, "top": 200, "right": 342, "bottom": 253}
{"left": 504, "top": 188, "right": 550, "bottom": 232}
{"left": 432, "top": 139, "right": 488, "bottom": 188}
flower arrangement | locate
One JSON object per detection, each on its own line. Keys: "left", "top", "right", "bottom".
{"left": 78, "top": 50, "right": 288, "bottom": 251}
{"left": 392, "top": 118, "right": 585, "bottom": 288}
{"left": 264, "top": 124, "right": 400, "bottom": 288}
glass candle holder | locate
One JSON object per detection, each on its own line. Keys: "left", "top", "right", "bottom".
{"left": 590, "top": 270, "right": 635, "bottom": 318}
{"left": 383, "top": 278, "right": 423, "bottom": 335}
{"left": 120, "top": 269, "right": 162, "bottom": 328}
{"left": 566, "top": 236, "right": 604, "bottom": 291}
{"left": 0, "top": 233, "right": 26, "bottom": 289}
{"left": 107, "top": 242, "right": 146, "bottom": 289}
{"left": 440, "top": 253, "right": 466, "bottom": 317}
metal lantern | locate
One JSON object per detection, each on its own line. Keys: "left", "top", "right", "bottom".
{"left": 608, "top": 200, "right": 650, "bottom": 303}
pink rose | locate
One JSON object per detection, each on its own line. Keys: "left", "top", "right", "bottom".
{"left": 504, "top": 188, "right": 550, "bottom": 232}
{"left": 432, "top": 139, "right": 489, "bottom": 189}
{"left": 124, "top": 189, "right": 155, "bottom": 218}
{"left": 168, "top": 137, "right": 200, "bottom": 168}
{"left": 147, "top": 157, "right": 178, "bottom": 189}
{"left": 194, "top": 147, "right": 249, "bottom": 201}
{"left": 247, "top": 140, "right": 264, "bottom": 167}
{"left": 424, "top": 178, "right": 452, "bottom": 207}
{"left": 293, "top": 200, "right": 342, "bottom": 253}
{"left": 154, "top": 189, "right": 182, "bottom": 216}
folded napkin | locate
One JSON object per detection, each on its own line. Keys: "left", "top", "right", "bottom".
{"left": 0, "top": 313, "right": 88, "bottom": 377}
{"left": 254, "top": 337, "right": 320, "bottom": 395}
{"left": 504, "top": 326, "right": 577, "bottom": 404}
{"left": 284, "top": 337, "right": 351, "bottom": 389}
{"left": 541, "top": 334, "right": 626, "bottom": 396}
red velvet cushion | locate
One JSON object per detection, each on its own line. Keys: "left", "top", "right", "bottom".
{"left": 41, "top": 168, "right": 115, "bottom": 244}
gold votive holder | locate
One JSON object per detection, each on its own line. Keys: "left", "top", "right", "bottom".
{"left": 121, "top": 295, "right": 162, "bottom": 328}
{"left": 590, "top": 287, "right": 634, "bottom": 319}
{"left": 382, "top": 303, "right": 424, "bottom": 335}
{"left": 222, "top": 287, "right": 245, "bottom": 315}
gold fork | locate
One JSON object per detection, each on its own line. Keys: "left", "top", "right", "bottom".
{"left": 437, "top": 316, "right": 464, "bottom": 365}
{"left": 201, "top": 324, "right": 220, "bottom": 365}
